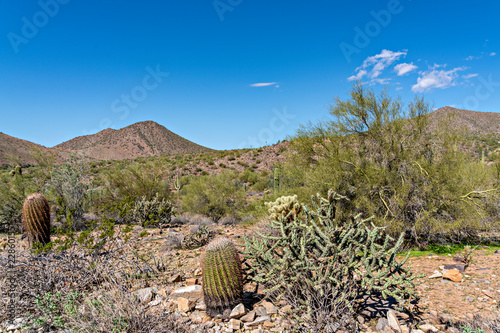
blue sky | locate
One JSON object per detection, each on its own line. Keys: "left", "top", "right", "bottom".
{"left": 1, "top": 0, "right": 499, "bottom": 150}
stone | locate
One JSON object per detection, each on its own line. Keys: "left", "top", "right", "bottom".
{"left": 376, "top": 317, "right": 389, "bottom": 331}
{"left": 178, "top": 297, "right": 195, "bottom": 312}
{"left": 186, "top": 278, "right": 198, "bottom": 286}
{"left": 447, "top": 328, "right": 460, "bottom": 333}
{"left": 170, "top": 285, "right": 203, "bottom": 302}
{"left": 164, "top": 230, "right": 184, "bottom": 249}
{"left": 170, "top": 274, "right": 183, "bottom": 283}
{"left": 444, "top": 264, "right": 468, "bottom": 272}
{"left": 157, "top": 288, "right": 169, "bottom": 298}
{"left": 465, "top": 296, "right": 474, "bottom": 302}
{"left": 240, "top": 310, "right": 256, "bottom": 322}
{"left": 195, "top": 301, "right": 207, "bottom": 311}
{"left": 400, "top": 325, "right": 409, "bottom": 333}
{"left": 411, "top": 330, "right": 425, "bottom": 333}
{"left": 428, "top": 271, "right": 443, "bottom": 279}
{"left": 443, "top": 269, "right": 462, "bottom": 282}
{"left": 387, "top": 310, "right": 401, "bottom": 333}
{"left": 190, "top": 310, "right": 210, "bottom": 323}
{"left": 244, "top": 316, "right": 270, "bottom": 328}
{"left": 229, "top": 303, "right": 246, "bottom": 318}
{"left": 228, "top": 319, "right": 241, "bottom": 330}
{"left": 418, "top": 324, "right": 439, "bottom": 333}
{"left": 261, "top": 300, "right": 278, "bottom": 314}
{"left": 254, "top": 307, "right": 267, "bottom": 317}
{"left": 134, "top": 287, "right": 156, "bottom": 303}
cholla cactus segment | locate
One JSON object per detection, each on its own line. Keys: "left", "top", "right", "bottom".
{"left": 202, "top": 237, "right": 243, "bottom": 317}
{"left": 265, "top": 195, "right": 303, "bottom": 222}
{"left": 22, "top": 193, "right": 51, "bottom": 247}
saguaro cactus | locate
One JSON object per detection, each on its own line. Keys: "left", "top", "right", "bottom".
{"left": 202, "top": 237, "right": 243, "bottom": 317}
{"left": 22, "top": 193, "right": 51, "bottom": 247}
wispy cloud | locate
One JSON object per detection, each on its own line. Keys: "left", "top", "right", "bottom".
{"left": 249, "top": 82, "right": 278, "bottom": 87}
{"left": 347, "top": 49, "right": 407, "bottom": 81}
{"left": 394, "top": 62, "right": 417, "bottom": 76}
{"left": 462, "top": 73, "right": 479, "bottom": 80}
{"left": 491, "top": 52, "right": 497, "bottom": 56}
{"left": 465, "top": 55, "right": 480, "bottom": 61}
{"left": 412, "top": 65, "right": 466, "bottom": 92}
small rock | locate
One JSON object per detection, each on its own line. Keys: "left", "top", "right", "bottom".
{"left": 411, "top": 330, "right": 425, "bottom": 333}
{"left": 195, "top": 301, "right": 207, "bottom": 311}
{"left": 244, "top": 316, "right": 270, "bottom": 328}
{"left": 444, "top": 264, "right": 468, "bottom": 272}
{"left": 170, "top": 274, "right": 183, "bottom": 283}
{"left": 240, "top": 310, "right": 256, "bottom": 322}
{"left": 428, "top": 271, "right": 443, "bottom": 279}
{"left": 134, "top": 287, "right": 156, "bottom": 303}
{"left": 186, "top": 278, "right": 198, "bottom": 286}
{"left": 376, "top": 317, "right": 389, "bottom": 331}
{"left": 387, "top": 310, "right": 401, "bottom": 333}
{"left": 228, "top": 319, "right": 241, "bottom": 330}
{"left": 418, "top": 324, "right": 439, "bottom": 333}
{"left": 170, "top": 285, "right": 203, "bottom": 302}
{"left": 447, "top": 328, "right": 460, "bottom": 333}
{"left": 254, "top": 307, "right": 267, "bottom": 317}
{"left": 465, "top": 296, "right": 474, "bottom": 302}
{"left": 148, "top": 299, "right": 162, "bottom": 307}
{"left": 190, "top": 310, "right": 210, "bottom": 323}
{"left": 443, "top": 269, "right": 462, "bottom": 282}
{"left": 229, "top": 303, "right": 246, "bottom": 318}
{"left": 261, "top": 300, "right": 278, "bottom": 314}
{"left": 178, "top": 297, "right": 195, "bottom": 312}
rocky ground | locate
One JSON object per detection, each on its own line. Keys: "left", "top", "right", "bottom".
{"left": 1, "top": 221, "right": 499, "bottom": 333}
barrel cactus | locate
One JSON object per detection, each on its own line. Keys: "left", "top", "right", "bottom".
{"left": 22, "top": 193, "right": 51, "bottom": 247}
{"left": 265, "top": 194, "right": 303, "bottom": 222}
{"left": 202, "top": 237, "right": 243, "bottom": 317}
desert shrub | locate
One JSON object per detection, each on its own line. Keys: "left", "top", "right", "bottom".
{"left": 96, "top": 162, "right": 171, "bottom": 220}
{"left": 131, "top": 193, "right": 174, "bottom": 227}
{"left": 244, "top": 190, "right": 422, "bottom": 332}
{"left": 283, "top": 83, "right": 500, "bottom": 245}
{"left": 181, "top": 173, "right": 246, "bottom": 222}
{"left": 48, "top": 154, "right": 94, "bottom": 228}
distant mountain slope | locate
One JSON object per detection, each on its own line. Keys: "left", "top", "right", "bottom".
{"left": 0, "top": 132, "right": 52, "bottom": 166}
{"left": 427, "top": 106, "right": 500, "bottom": 136}
{"left": 53, "top": 121, "right": 212, "bottom": 160}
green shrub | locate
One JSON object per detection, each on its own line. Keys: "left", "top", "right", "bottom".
{"left": 131, "top": 193, "right": 174, "bottom": 227}
{"left": 181, "top": 173, "right": 245, "bottom": 222}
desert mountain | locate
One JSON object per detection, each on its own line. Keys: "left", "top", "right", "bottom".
{"left": 53, "top": 121, "right": 212, "bottom": 161}
{"left": 0, "top": 132, "right": 52, "bottom": 167}
{"left": 427, "top": 106, "right": 500, "bottom": 136}
{"left": 0, "top": 121, "right": 211, "bottom": 167}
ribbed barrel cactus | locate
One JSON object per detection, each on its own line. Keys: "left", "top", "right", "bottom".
{"left": 202, "top": 237, "right": 243, "bottom": 317}
{"left": 265, "top": 194, "right": 303, "bottom": 222}
{"left": 22, "top": 193, "right": 51, "bottom": 247}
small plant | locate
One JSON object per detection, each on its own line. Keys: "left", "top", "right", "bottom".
{"left": 23, "top": 193, "right": 51, "bottom": 247}
{"left": 131, "top": 193, "right": 174, "bottom": 227}
{"left": 202, "top": 237, "right": 243, "bottom": 317}
{"left": 183, "top": 225, "right": 213, "bottom": 249}
{"left": 460, "top": 245, "right": 479, "bottom": 265}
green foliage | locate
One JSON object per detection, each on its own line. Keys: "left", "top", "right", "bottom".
{"left": 22, "top": 193, "right": 51, "bottom": 247}
{"left": 202, "top": 237, "right": 243, "bottom": 317}
{"left": 182, "top": 225, "right": 214, "bottom": 249}
{"left": 48, "top": 154, "right": 94, "bottom": 227}
{"left": 265, "top": 195, "right": 302, "bottom": 222}
{"left": 23, "top": 291, "right": 81, "bottom": 330}
{"left": 131, "top": 193, "right": 174, "bottom": 227}
{"left": 244, "top": 190, "right": 422, "bottom": 329}
{"left": 181, "top": 173, "right": 245, "bottom": 222}
{"left": 284, "top": 83, "right": 500, "bottom": 245}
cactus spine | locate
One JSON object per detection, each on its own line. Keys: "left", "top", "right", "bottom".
{"left": 202, "top": 237, "right": 243, "bottom": 317}
{"left": 22, "top": 193, "right": 51, "bottom": 247}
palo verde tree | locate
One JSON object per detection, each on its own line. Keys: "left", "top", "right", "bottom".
{"left": 284, "top": 82, "right": 500, "bottom": 244}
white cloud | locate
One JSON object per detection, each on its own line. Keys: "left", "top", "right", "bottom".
{"left": 347, "top": 70, "right": 367, "bottom": 81}
{"left": 394, "top": 62, "right": 417, "bottom": 76}
{"left": 412, "top": 65, "right": 466, "bottom": 92}
{"left": 395, "top": 86, "right": 403, "bottom": 91}
{"left": 465, "top": 55, "right": 478, "bottom": 61}
{"left": 249, "top": 82, "right": 278, "bottom": 87}
{"left": 347, "top": 49, "right": 407, "bottom": 81}
{"left": 491, "top": 52, "right": 497, "bottom": 56}
{"left": 370, "top": 78, "right": 391, "bottom": 85}
{"left": 462, "top": 73, "right": 479, "bottom": 80}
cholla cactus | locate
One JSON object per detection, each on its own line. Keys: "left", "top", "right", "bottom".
{"left": 202, "top": 238, "right": 243, "bottom": 317}
{"left": 265, "top": 195, "right": 302, "bottom": 222}
{"left": 22, "top": 193, "right": 51, "bottom": 247}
